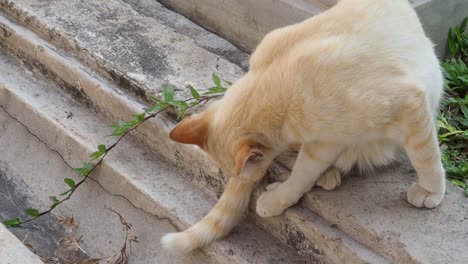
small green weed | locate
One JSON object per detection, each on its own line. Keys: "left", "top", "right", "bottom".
{"left": 439, "top": 17, "right": 468, "bottom": 196}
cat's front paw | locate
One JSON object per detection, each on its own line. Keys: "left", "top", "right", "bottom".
{"left": 407, "top": 183, "right": 445, "bottom": 208}
{"left": 256, "top": 182, "right": 297, "bottom": 218}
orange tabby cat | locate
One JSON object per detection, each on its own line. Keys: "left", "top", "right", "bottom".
{"left": 161, "top": 0, "right": 446, "bottom": 252}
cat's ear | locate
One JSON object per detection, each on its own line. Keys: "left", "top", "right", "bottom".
{"left": 235, "top": 140, "right": 265, "bottom": 176}
{"left": 169, "top": 115, "right": 208, "bottom": 148}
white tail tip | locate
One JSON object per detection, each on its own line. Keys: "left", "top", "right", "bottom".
{"left": 161, "top": 232, "right": 196, "bottom": 253}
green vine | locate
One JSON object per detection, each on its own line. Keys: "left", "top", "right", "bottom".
{"left": 2, "top": 73, "right": 230, "bottom": 227}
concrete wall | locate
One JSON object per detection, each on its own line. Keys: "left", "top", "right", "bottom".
{"left": 416, "top": 0, "right": 468, "bottom": 57}
{"left": 159, "top": 0, "right": 468, "bottom": 58}
{"left": 157, "top": 0, "right": 328, "bottom": 51}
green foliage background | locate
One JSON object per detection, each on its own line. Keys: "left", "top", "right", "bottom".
{"left": 439, "top": 17, "right": 468, "bottom": 196}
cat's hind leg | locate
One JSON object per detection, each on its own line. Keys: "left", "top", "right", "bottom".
{"left": 315, "top": 141, "right": 399, "bottom": 191}
{"left": 315, "top": 167, "right": 342, "bottom": 191}
{"left": 388, "top": 86, "right": 446, "bottom": 209}
{"left": 402, "top": 106, "right": 445, "bottom": 208}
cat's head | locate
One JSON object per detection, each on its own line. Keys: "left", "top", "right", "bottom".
{"left": 169, "top": 102, "right": 274, "bottom": 182}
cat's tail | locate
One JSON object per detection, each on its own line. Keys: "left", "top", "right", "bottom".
{"left": 160, "top": 177, "right": 255, "bottom": 253}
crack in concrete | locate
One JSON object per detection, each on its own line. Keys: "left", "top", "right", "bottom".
{"left": 0, "top": 104, "right": 76, "bottom": 169}
{"left": 0, "top": 104, "right": 181, "bottom": 232}
{"left": 87, "top": 176, "right": 181, "bottom": 231}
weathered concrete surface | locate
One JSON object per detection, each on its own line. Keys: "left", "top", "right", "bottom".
{"left": 0, "top": 12, "right": 386, "bottom": 263}
{"left": 1, "top": 166, "right": 68, "bottom": 260}
{"left": 302, "top": 160, "right": 468, "bottom": 264}
{"left": 0, "top": 0, "right": 244, "bottom": 199}
{"left": 264, "top": 155, "right": 468, "bottom": 263}
{"left": 0, "top": 49, "right": 314, "bottom": 263}
{"left": 254, "top": 159, "right": 468, "bottom": 264}
{"left": 0, "top": 0, "right": 244, "bottom": 103}
{"left": 250, "top": 194, "right": 390, "bottom": 264}
{"left": 158, "top": 0, "right": 468, "bottom": 57}
{"left": 122, "top": 0, "right": 250, "bottom": 70}
{"left": 157, "top": 0, "right": 327, "bottom": 51}
{"left": 0, "top": 223, "right": 44, "bottom": 264}
{"left": 0, "top": 56, "right": 211, "bottom": 264}
{"left": 0, "top": 12, "right": 228, "bottom": 199}
{"left": 0, "top": 115, "right": 210, "bottom": 264}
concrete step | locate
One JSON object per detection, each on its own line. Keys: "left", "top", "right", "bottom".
{"left": 0, "top": 50, "right": 312, "bottom": 263}
{"left": 0, "top": 224, "right": 44, "bottom": 263}
{"left": 156, "top": 0, "right": 329, "bottom": 51}
{"left": 258, "top": 161, "right": 468, "bottom": 263}
{"left": 0, "top": 0, "right": 245, "bottom": 105}
{"left": 0, "top": 2, "right": 388, "bottom": 263}
{"left": 303, "top": 164, "right": 468, "bottom": 263}
{"left": 120, "top": 0, "right": 251, "bottom": 71}
{"left": 0, "top": 59, "right": 211, "bottom": 264}
{"left": 156, "top": 0, "right": 468, "bottom": 57}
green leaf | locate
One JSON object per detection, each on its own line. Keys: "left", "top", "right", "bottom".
{"left": 64, "top": 178, "right": 76, "bottom": 188}
{"left": 98, "top": 144, "right": 106, "bottom": 153}
{"left": 455, "top": 26, "right": 463, "bottom": 43}
{"left": 84, "top": 162, "right": 92, "bottom": 170}
{"left": 132, "top": 113, "right": 146, "bottom": 122}
{"left": 83, "top": 162, "right": 93, "bottom": 170}
{"left": 3, "top": 218, "right": 21, "bottom": 227}
{"left": 74, "top": 167, "right": 88, "bottom": 176}
{"left": 459, "top": 118, "right": 468, "bottom": 127}
{"left": 465, "top": 188, "right": 468, "bottom": 197}
{"left": 460, "top": 17, "right": 468, "bottom": 33}
{"left": 212, "top": 73, "right": 221, "bottom": 87}
{"left": 223, "top": 80, "right": 233, "bottom": 86}
{"left": 203, "top": 87, "right": 227, "bottom": 95}
{"left": 188, "top": 85, "right": 200, "bottom": 100}
{"left": 50, "top": 196, "right": 59, "bottom": 204}
{"left": 107, "top": 115, "right": 146, "bottom": 136}
{"left": 90, "top": 144, "right": 106, "bottom": 160}
{"left": 108, "top": 119, "right": 132, "bottom": 136}
{"left": 170, "top": 101, "right": 189, "bottom": 120}
{"left": 24, "top": 208, "right": 39, "bottom": 217}
{"left": 150, "top": 95, "right": 163, "bottom": 103}
{"left": 60, "top": 189, "right": 72, "bottom": 196}
{"left": 146, "top": 102, "right": 168, "bottom": 113}
{"left": 162, "top": 86, "right": 174, "bottom": 102}
{"left": 176, "top": 107, "right": 188, "bottom": 120}
{"left": 90, "top": 152, "right": 100, "bottom": 160}
{"left": 50, "top": 196, "right": 59, "bottom": 203}
{"left": 460, "top": 104, "right": 468, "bottom": 119}
{"left": 450, "top": 179, "right": 467, "bottom": 188}
{"left": 169, "top": 100, "right": 188, "bottom": 109}
{"left": 448, "top": 28, "right": 457, "bottom": 58}
{"left": 73, "top": 162, "right": 92, "bottom": 177}
{"left": 49, "top": 196, "right": 60, "bottom": 209}
{"left": 457, "top": 75, "right": 468, "bottom": 84}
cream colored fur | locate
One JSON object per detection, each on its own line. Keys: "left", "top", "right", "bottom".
{"left": 162, "top": 0, "right": 446, "bottom": 252}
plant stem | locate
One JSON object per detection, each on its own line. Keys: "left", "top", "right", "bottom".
{"left": 10, "top": 94, "right": 220, "bottom": 226}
